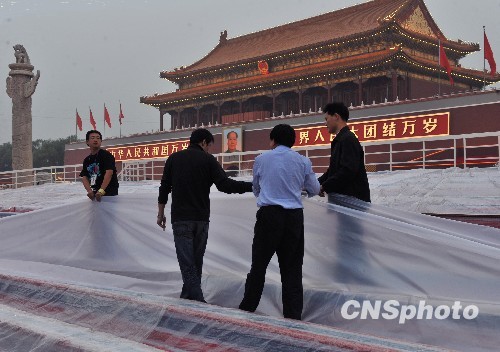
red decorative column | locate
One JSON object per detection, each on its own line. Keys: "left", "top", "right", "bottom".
{"left": 272, "top": 92, "right": 276, "bottom": 116}
{"left": 392, "top": 70, "right": 398, "bottom": 101}
{"left": 298, "top": 84, "right": 304, "bottom": 113}
{"left": 160, "top": 110, "right": 165, "bottom": 131}
{"left": 216, "top": 103, "right": 221, "bottom": 125}
{"left": 358, "top": 76, "right": 363, "bottom": 105}
{"left": 196, "top": 106, "right": 200, "bottom": 127}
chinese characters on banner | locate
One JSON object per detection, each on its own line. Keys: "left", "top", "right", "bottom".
{"left": 107, "top": 139, "right": 190, "bottom": 161}
{"left": 295, "top": 112, "right": 450, "bottom": 147}
{"left": 105, "top": 113, "right": 449, "bottom": 161}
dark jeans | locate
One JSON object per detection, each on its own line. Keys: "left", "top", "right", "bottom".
{"left": 172, "top": 221, "right": 209, "bottom": 302}
{"left": 239, "top": 206, "right": 304, "bottom": 320}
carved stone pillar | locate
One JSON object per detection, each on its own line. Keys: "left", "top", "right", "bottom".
{"left": 6, "top": 44, "right": 40, "bottom": 186}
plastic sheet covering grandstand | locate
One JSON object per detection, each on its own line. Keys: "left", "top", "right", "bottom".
{"left": 0, "top": 192, "right": 499, "bottom": 351}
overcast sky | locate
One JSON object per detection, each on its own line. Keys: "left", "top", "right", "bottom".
{"left": 1, "top": 0, "right": 499, "bottom": 144}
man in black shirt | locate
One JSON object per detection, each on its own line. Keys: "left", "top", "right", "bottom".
{"left": 157, "top": 128, "right": 252, "bottom": 302}
{"left": 80, "top": 130, "right": 119, "bottom": 201}
{"left": 319, "top": 102, "right": 371, "bottom": 202}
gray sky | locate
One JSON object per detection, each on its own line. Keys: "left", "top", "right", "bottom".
{"left": 1, "top": 0, "right": 499, "bottom": 144}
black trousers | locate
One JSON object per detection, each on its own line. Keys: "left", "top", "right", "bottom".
{"left": 239, "top": 206, "right": 304, "bottom": 320}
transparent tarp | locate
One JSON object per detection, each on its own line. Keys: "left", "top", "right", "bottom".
{"left": 0, "top": 192, "right": 499, "bottom": 351}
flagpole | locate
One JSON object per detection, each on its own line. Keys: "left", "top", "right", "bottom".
{"left": 75, "top": 109, "right": 77, "bottom": 141}
{"left": 438, "top": 39, "right": 441, "bottom": 96}
{"left": 119, "top": 100, "right": 122, "bottom": 138}
{"left": 483, "top": 26, "right": 486, "bottom": 90}
{"left": 89, "top": 106, "right": 93, "bottom": 131}
{"left": 103, "top": 103, "right": 106, "bottom": 138}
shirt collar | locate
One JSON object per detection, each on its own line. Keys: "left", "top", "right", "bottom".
{"left": 274, "top": 145, "right": 291, "bottom": 151}
{"left": 333, "top": 126, "right": 350, "bottom": 142}
{"left": 188, "top": 144, "right": 204, "bottom": 151}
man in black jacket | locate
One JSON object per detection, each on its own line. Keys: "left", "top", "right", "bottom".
{"left": 157, "top": 128, "right": 252, "bottom": 302}
{"left": 319, "top": 102, "right": 371, "bottom": 202}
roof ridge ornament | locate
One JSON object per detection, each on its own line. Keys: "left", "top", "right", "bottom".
{"left": 400, "top": 4, "right": 435, "bottom": 38}
{"left": 219, "top": 30, "right": 228, "bottom": 44}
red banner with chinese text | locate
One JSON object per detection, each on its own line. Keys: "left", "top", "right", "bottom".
{"left": 106, "top": 139, "right": 190, "bottom": 162}
{"left": 105, "top": 113, "right": 449, "bottom": 161}
{"left": 295, "top": 112, "right": 450, "bottom": 147}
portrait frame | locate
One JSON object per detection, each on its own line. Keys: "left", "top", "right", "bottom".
{"left": 222, "top": 127, "right": 243, "bottom": 175}
{"left": 222, "top": 127, "right": 243, "bottom": 153}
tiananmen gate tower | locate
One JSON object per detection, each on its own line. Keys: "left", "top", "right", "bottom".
{"left": 140, "top": 0, "right": 499, "bottom": 131}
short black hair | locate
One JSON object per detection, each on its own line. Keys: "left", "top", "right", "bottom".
{"left": 190, "top": 128, "right": 214, "bottom": 145}
{"left": 86, "top": 130, "right": 102, "bottom": 141}
{"left": 322, "top": 102, "right": 349, "bottom": 121}
{"left": 227, "top": 130, "right": 238, "bottom": 138}
{"left": 270, "top": 124, "right": 295, "bottom": 148}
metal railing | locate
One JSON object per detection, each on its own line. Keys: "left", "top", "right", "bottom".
{"left": 0, "top": 132, "right": 498, "bottom": 189}
{"left": 117, "top": 131, "right": 500, "bottom": 181}
{"left": 360, "top": 131, "right": 500, "bottom": 172}
{"left": 0, "top": 164, "right": 82, "bottom": 190}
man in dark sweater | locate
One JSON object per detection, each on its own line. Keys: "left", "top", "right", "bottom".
{"left": 157, "top": 128, "right": 252, "bottom": 302}
{"left": 319, "top": 102, "right": 371, "bottom": 202}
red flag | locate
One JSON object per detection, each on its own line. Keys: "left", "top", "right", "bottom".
{"left": 89, "top": 108, "right": 96, "bottom": 130}
{"left": 439, "top": 42, "right": 454, "bottom": 86}
{"left": 104, "top": 104, "right": 112, "bottom": 128}
{"left": 119, "top": 103, "right": 124, "bottom": 125}
{"left": 76, "top": 109, "right": 83, "bottom": 131}
{"left": 484, "top": 31, "right": 497, "bottom": 76}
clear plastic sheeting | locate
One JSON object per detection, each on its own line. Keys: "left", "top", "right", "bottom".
{"left": 0, "top": 193, "right": 499, "bottom": 351}
{"left": 0, "top": 273, "right": 451, "bottom": 352}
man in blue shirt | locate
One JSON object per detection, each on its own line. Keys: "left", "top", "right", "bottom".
{"left": 239, "top": 124, "right": 320, "bottom": 320}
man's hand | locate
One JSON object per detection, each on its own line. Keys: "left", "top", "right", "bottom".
{"left": 319, "top": 185, "right": 325, "bottom": 197}
{"left": 157, "top": 215, "right": 167, "bottom": 231}
{"left": 87, "top": 191, "right": 95, "bottom": 201}
{"left": 95, "top": 188, "right": 106, "bottom": 202}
